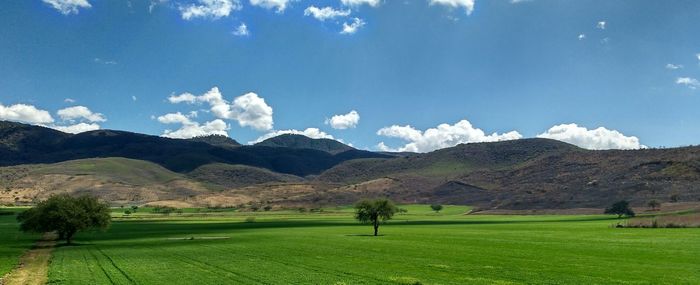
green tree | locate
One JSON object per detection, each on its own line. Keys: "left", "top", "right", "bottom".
{"left": 647, "top": 200, "right": 661, "bottom": 211}
{"left": 17, "top": 194, "right": 111, "bottom": 244}
{"left": 354, "top": 199, "right": 398, "bottom": 236}
{"left": 430, "top": 204, "right": 444, "bottom": 213}
{"left": 604, "top": 200, "right": 635, "bottom": 218}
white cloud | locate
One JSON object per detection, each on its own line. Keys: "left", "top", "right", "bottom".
{"left": 42, "top": 0, "right": 91, "bottom": 15}
{"left": 376, "top": 119, "right": 522, "bottom": 153}
{"left": 696, "top": 53, "right": 700, "bottom": 62}
{"left": 233, "top": 23, "right": 250, "bottom": 36}
{"left": 157, "top": 112, "right": 229, "bottom": 139}
{"left": 52, "top": 122, "right": 101, "bottom": 134}
{"left": 64, "top": 98, "right": 76, "bottom": 103}
{"left": 676, "top": 77, "right": 700, "bottom": 90}
{"left": 326, "top": 110, "right": 360, "bottom": 129}
{"left": 578, "top": 34, "right": 586, "bottom": 40}
{"left": 340, "top": 0, "right": 380, "bottom": 7}
{"left": 180, "top": 0, "right": 241, "bottom": 20}
{"left": 341, "top": 17, "right": 365, "bottom": 34}
{"left": 304, "top": 6, "right": 351, "bottom": 21}
{"left": 429, "top": 0, "right": 475, "bottom": 15}
{"left": 250, "top": 127, "right": 334, "bottom": 144}
{"left": 249, "top": 0, "right": 293, "bottom": 13}
{"left": 132, "top": 96, "right": 137, "bottom": 101}
{"left": 168, "top": 87, "right": 274, "bottom": 131}
{"left": 0, "top": 104, "right": 54, "bottom": 124}
{"left": 666, "top": 63, "right": 683, "bottom": 70}
{"left": 597, "top": 21, "right": 606, "bottom": 30}
{"left": 94, "top": 58, "right": 117, "bottom": 65}
{"left": 537, "top": 123, "right": 644, "bottom": 150}
{"left": 57, "top": 106, "right": 106, "bottom": 123}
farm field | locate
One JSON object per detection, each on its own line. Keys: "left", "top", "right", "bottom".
{"left": 27, "top": 205, "right": 696, "bottom": 284}
{"left": 0, "top": 209, "right": 38, "bottom": 277}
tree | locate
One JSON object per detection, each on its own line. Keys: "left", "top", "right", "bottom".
{"left": 604, "top": 200, "right": 635, "bottom": 218}
{"left": 354, "top": 199, "right": 398, "bottom": 236}
{"left": 17, "top": 194, "right": 111, "bottom": 244}
{"left": 430, "top": 204, "right": 444, "bottom": 213}
{"left": 647, "top": 200, "right": 661, "bottom": 211}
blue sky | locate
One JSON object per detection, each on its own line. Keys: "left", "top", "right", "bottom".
{"left": 1, "top": 0, "right": 699, "bottom": 151}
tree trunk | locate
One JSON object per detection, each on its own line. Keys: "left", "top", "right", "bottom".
{"left": 65, "top": 230, "right": 76, "bottom": 245}
{"left": 373, "top": 221, "right": 379, "bottom": 236}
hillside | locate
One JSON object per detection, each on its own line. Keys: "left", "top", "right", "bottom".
{"left": 313, "top": 140, "right": 700, "bottom": 209}
{"left": 255, "top": 134, "right": 354, "bottom": 154}
{"left": 0, "top": 121, "right": 389, "bottom": 176}
{"left": 1, "top": 121, "right": 699, "bottom": 210}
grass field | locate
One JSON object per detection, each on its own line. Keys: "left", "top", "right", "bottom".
{"left": 0, "top": 209, "right": 38, "bottom": 277}
{"left": 27, "top": 205, "right": 696, "bottom": 284}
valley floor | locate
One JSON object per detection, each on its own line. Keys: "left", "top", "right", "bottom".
{"left": 3, "top": 206, "right": 700, "bottom": 284}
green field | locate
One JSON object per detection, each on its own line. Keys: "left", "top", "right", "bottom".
{"left": 0, "top": 209, "right": 38, "bottom": 277}
{"left": 24, "top": 205, "right": 694, "bottom": 284}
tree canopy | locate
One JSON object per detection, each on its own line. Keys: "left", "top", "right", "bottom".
{"left": 430, "top": 204, "right": 444, "bottom": 213}
{"left": 604, "top": 200, "right": 635, "bottom": 218}
{"left": 354, "top": 199, "right": 398, "bottom": 236}
{"left": 17, "top": 194, "right": 111, "bottom": 244}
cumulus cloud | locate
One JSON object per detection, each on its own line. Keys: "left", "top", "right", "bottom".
{"left": 376, "top": 119, "right": 522, "bottom": 153}
{"left": 249, "top": 0, "right": 293, "bottom": 13}
{"left": 180, "top": 0, "right": 241, "bottom": 20}
{"left": 42, "top": 0, "right": 91, "bottom": 15}
{"left": 57, "top": 106, "right": 106, "bottom": 122}
{"left": 64, "top": 98, "right": 76, "bottom": 103}
{"left": 597, "top": 21, "right": 606, "bottom": 30}
{"left": 429, "top": 0, "right": 475, "bottom": 15}
{"left": 168, "top": 87, "right": 274, "bottom": 131}
{"left": 666, "top": 63, "right": 683, "bottom": 70}
{"left": 578, "top": 34, "right": 586, "bottom": 40}
{"left": 341, "top": 17, "right": 365, "bottom": 34}
{"left": 157, "top": 112, "right": 229, "bottom": 139}
{"left": 340, "top": 0, "right": 380, "bottom": 7}
{"left": 52, "top": 123, "right": 101, "bottom": 134}
{"left": 326, "top": 110, "right": 360, "bottom": 129}
{"left": 0, "top": 103, "right": 54, "bottom": 124}
{"left": 304, "top": 6, "right": 351, "bottom": 21}
{"left": 250, "top": 127, "right": 334, "bottom": 144}
{"left": 676, "top": 77, "right": 700, "bottom": 90}
{"left": 233, "top": 22, "right": 250, "bottom": 36}
{"left": 537, "top": 123, "right": 644, "bottom": 150}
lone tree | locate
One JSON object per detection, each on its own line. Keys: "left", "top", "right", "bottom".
{"left": 604, "top": 200, "right": 635, "bottom": 218}
{"left": 647, "top": 200, "right": 661, "bottom": 211}
{"left": 430, "top": 204, "right": 444, "bottom": 213}
{"left": 354, "top": 199, "right": 398, "bottom": 236}
{"left": 17, "top": 194, "right": 111, "bottom": 244}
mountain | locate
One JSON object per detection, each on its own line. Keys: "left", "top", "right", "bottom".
{"left": 314, "top": 139, "right": 700, "bottom": 209}
{"left": 255, "top": 134, "right": 354, "bottom": 154}
{"left": 2, "top": 121, "right": 699, "bottom": 210}
{"left": 0, "top": 121, "right": 389, "bottom": 176}
{"left": 188, "top": 135, "right": 241, "bottom": 148}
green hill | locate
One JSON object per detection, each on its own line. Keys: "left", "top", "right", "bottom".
{"left": 255, "top": 134, "right": 354, "bottom": 154}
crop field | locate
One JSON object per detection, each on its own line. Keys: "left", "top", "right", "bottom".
{"left": 0, "top": 209, "right": 37, "bottom": 277}
{"left": 3, "top": 205, "right": 699, "bottom": 284}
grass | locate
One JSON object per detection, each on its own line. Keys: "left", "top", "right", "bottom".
{"left": 34, "top": 205, "right": 699, "bottom": 284}
{"left": 0, "top": 208, "right": 38, "bottom": 277}
{"left": 31, "top": 157, "right": 183, "bottom": 185}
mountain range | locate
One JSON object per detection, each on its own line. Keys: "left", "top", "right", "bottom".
{"left": 1, "top": 121, "right": 698, "bottom": 210}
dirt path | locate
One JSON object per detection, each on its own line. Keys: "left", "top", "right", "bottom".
{"left": 0, "top": 233, "right": 56, "bottom": 285}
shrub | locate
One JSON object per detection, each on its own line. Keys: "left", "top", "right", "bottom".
{"left": 430, "top": 204, "right": 444, "bottom": 213}
{"left": 604, "top": 200, "right": 635, "bottom": 218}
